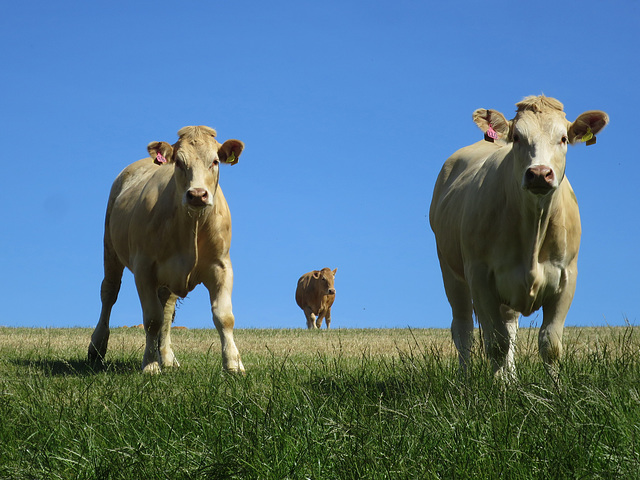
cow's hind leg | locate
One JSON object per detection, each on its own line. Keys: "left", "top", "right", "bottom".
{"left": 205, "top": 260, "right": 244, "bottom": 373}
{"left": 477, "top": 305, "right": 519, "bottom": 382}
{"left": 304, "top": 307, "right": 318, "bottom": 329}
{"left": 157, "top": 287, "right": 180, "bottom": 368}
{"left": 499, "top": 307, "right": 519, "bottom": 380}
{"left": 439, "top": 259, "right": 474, "bottom": 370}
{"left": 88, "top": 243, "right": 124, "bottom": 363}
{"left": 134, "top": 271, "right": 165, "bottom": 374}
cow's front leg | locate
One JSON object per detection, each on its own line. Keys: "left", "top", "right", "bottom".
{"left": 538, "top": 260, "right": 578, "bottom": 382}
{"left": 324, "top": 308, "right": 332, "bottom": 329}
{"left": 157, "top": 288, "right": 180, "bottom": 368}
{"left": 206, "top": 261, "right": 244, "bottom": 373}
{"left": 539, "top": 267, "right": 576, "bottom": 382}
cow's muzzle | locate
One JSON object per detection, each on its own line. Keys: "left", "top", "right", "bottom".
{"left": 186, "top": 188, "right": 210, "bottom": 208}
{"left": 523, "top": 166, "right": 555, "bottom": 195}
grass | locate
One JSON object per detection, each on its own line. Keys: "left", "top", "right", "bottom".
{"left": 1, "top": 326, "right": 639, "bottom": 479}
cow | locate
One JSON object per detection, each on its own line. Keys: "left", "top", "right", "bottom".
{"left": 88, "top": 125, "right": 245, "bottom": 374}
{"left": 295, "top": 268, "right": 337, "bottom": 329}
{"left": 429, "top": 95, "right": 608, "bottom": 380}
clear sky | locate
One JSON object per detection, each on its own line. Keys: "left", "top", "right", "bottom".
{"left": 1, "top": 1, "right": 638, "bottom": 330}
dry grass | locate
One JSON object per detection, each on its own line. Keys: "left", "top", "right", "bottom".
{"left": 1, "top": 325, "right": 637, "bottom": 369}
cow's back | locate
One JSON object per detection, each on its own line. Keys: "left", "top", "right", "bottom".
{"left": 295, "top": 273, "right": 313, "bottom": 309}
{"left": 107, "top": 159, "right": 179, "bottom": 265}
{"left": 430, "top": 140, "right": 505, "bottom": 217}
{"left": 430, "top": 140, "right": 507, "bottom": 278}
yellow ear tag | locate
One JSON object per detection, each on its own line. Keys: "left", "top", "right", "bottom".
{"left": 581, "top": 127, "right": 593, "bottom": 143}
{"left": 226, "top": 152, "right": 236, "bottom": 164}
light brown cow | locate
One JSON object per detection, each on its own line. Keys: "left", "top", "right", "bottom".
{"left": 430, "top": 96, "right": 608, "bottom": 380}
{"left": 295, "top": 268, "right": 337, "bottom": 329}
{"left": 88, "top": 126, "right": 245, "bottom": 374}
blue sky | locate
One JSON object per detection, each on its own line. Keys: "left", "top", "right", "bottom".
{"left": 1, "top": 1, "right": 638, "bottom": 330}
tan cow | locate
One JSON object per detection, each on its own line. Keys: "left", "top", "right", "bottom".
{"left": 295, "top": 268, "right": 337, "bottom": 329}
{"left": 430, "top": 95, "right": 608, "bottom": 380}
{"left": 88, "top": 126, "right": 245, "bottom": 374}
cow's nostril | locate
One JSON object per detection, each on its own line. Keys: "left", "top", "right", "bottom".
{"left": 187, "top": 188, "right": 209, "bottom": 206}
{"left": 524, "top": 166, "right": 555, "bottom": 193}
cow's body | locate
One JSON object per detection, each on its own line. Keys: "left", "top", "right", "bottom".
{"left": 89, "top": 126, "right": 245, "bottom": 374}
{"left": 295, "top": 268, "right": 337, "bottom": 329}
{"left": 430, "top": 96, "right": 608, "bottom": 379}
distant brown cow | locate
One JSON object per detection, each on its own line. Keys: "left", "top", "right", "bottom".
{"left": 88, "top": 125, "right": 245, "bottom": 374}
{"left": 430, "top": 95, "right": 608, "bottom": 380}
{"left": 295, "top": 268, "right": 337, "bottom": 329}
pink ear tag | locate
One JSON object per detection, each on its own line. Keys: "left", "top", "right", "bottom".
{"left": 156, "top": 152, "right": 167, "bottom": 164}
{"left": 486, "top": 125, "right": 499, "bottom": 140}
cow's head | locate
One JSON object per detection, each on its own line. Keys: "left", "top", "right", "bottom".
{"left": 147, "top": 126, "right": 244, "bottom": 211}
{"left": 313, "top": 268, "right": 338, "bottom": 295}
{"left": 473, "top": 96, "right": 608, "bottom": 197}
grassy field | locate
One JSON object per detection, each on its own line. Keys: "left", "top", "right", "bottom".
{"left": 1, "top": 326, "right": 639, "bottom": 479}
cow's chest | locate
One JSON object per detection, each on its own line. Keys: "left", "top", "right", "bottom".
{"left": 495, "top": 261, "right": 563, "bottom": 316}
{"left": 156, "top": 252, "right": 199, "bottom": 298}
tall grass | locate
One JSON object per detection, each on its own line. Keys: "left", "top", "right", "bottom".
{"left": 0, "top": 327, "right": 639, "bottom": 479}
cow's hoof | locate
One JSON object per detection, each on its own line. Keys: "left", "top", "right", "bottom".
{"left": 163, "top": 358, "right": 180, "bottom": 368}
{"left": 142, "top": 362, "right": 162, "bottom": 374}
{"left": 160, "top": 350, "right": 180, "bottom": 368}
{"left": 88, "top": 344, "right": 106, "bottom": 363}
{"left": 224, "top": 358, "right": 246, "bottom": 375}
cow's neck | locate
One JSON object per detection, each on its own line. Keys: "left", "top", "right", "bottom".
{"left": 186, "top": 215, "right": 200, "bottom": 289}
{"left": 524, "top": 196, "right": 553, "bottom": 259}
{"left": 516, "top": 188, "right": 562, "bottom": 308}
{"left": 173, "top": 209, "right": 204, "bottom": 294}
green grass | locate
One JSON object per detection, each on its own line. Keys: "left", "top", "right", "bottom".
{"left": 1, "top": 327, "right": 639, "bottom": 479}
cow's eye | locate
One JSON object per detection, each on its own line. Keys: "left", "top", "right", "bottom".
{"left": 561, "top": 136, "right": 568, "bottom": 144}
{"left": 211, "top": 159, "right": 219, "bottom": 169}
{"left": 513, "top": 134, "right": 520, "bottom": 143}
{"left": 175, "top": 158, "right": 186, "bottom": 170}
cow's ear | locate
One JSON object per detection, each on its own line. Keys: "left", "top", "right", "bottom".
{"left": 568, "top": 110, "right": 609, "bottom": 145}
{"left": 332, "top": 268, "right": 338, "bottom": 276}
{"left": 219, "top": 139, "right": 244, "bottom": 165}
{"left": 148, "top": 141, "right": 174, "bottom": 165}
{"left": 312, "top": 271, "right": 321, "bottom": 279}
{"left": 472, "top": 108, "right": 510, "bottom": 143}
